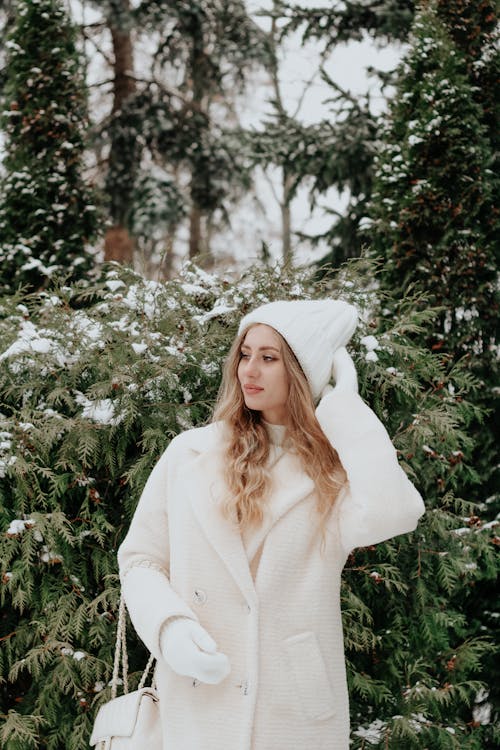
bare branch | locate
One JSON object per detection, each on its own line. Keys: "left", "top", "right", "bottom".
{"left": 78, "top": 22, "right": 107, "bottom": 31}
{"left": 88, "top": 78, "right": 115, "bottom": 89}
{"left": 320, "top": 67, "right": 364, "bottom": 109}
{"left": 291, "top": 45, "right": 330, "bottom": 119}
{"left": 260, "top": 165, "right": 282, "bottom": 206}
{"left": 82, "top": 29, "right": 115, "bottom": 68}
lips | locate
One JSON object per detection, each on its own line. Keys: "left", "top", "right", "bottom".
{"left": 243, "top": 384, "right": 264, "bottom": 394}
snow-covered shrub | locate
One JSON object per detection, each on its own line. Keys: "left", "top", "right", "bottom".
{"left": 0, "top": 262, "right": 496, "bottom": 749}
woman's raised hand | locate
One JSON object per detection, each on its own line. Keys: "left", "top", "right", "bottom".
{"left": 160, "top": 617, "right": 231, "bottom": 685}
{"left": 332, "top": 347, "right": 358, "bottom": 394}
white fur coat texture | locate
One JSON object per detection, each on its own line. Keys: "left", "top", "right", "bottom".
{"left": 118, "top": 388, "right": 425, "bottom": 750}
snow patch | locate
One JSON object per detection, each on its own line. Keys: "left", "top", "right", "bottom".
{"left": 194, "top": 303, "right": 237, "bottom": 325}
{"left": 75, "top": 393, "right": 123, "bottom": 426}
{"left": 7, "top": 518, "right": 35, "bottom": 535}
{"left": 353, "top": 718, "right": 386, "bottom": 744}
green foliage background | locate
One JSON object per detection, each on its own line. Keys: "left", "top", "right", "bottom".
{"left": 369, "top": 3, "right": 499, "bottom": 735}
{"left": 0, "top": 1, "right": 498, "bottom": 748}
{"left": 0, "top": 262, "right": 497, "bottom": 749}
{"left": 0, "top": 0, "right": 97, "bottom": 293}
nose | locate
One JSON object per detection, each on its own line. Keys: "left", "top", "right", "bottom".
{"left": 243, "top": 354, "right": 260, "bottom": 378}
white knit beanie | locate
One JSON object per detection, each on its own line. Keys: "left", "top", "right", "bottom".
{"left": 238, "top": 299, "right": 358, "bottom": 401}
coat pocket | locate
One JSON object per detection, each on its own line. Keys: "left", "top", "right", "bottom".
{"left": 282, "top": 631, "right": 335, "bottom": 721}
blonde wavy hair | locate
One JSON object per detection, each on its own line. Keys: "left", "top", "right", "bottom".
{"left": 213, "top": 324, "right": 347, "bottom": 533}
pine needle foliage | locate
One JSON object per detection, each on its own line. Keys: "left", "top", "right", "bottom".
{"left": 269, "top": 1, "right": 415, "bottom": 46}
{"left": 367, "top": 3, "right": 499, "bottom": 740}
{"left": 0, "top": 262, "right": 496, "bottom": 748}
{"left": 368, "top": 2, "right": 498, "bottom": 364}
{"left": 87, "top": 0, "right": 269, "bottom": 259}
{"left": 0, "top": 0, "right": 98, "bottom": 293}
{"left": 248, "top": 1, "right": 418, "bottom": 266}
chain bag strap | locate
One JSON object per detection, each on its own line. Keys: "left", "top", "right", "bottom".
{"left": 110, "top": 595, "right": 156, "bottom": 698}
{"left": 89, "top": 595, "right": 162, "bottom": 749}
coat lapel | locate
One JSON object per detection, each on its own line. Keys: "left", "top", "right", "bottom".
{"left": 186, "top": 432, "right": 316, "bottom": 605}
{"left": 244, "top": 450, "right": 316, "bottom": 560}
{"left": 188, "top": 449, "right": 257, "bottom": 607}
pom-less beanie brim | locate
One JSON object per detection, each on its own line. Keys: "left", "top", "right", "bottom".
{"left": 238, "top": 299, "right": 358, "bottom": 400}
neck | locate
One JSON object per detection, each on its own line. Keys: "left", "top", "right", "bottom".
{"left": 261, "top": 408, "right": 287, "bottom": 425}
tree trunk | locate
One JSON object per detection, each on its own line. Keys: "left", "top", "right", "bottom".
{"left": 281, "top": 171, "right": 293, "bottom": 263}
{"left": 104, "top": 0, "right": 137, "bottom": 264}
{"left": 187, "top": 25, "right": 213, "bottom": 266}
{"left": 270, "top": 10, "right": 294, "bottom": 264}
{"left": 164, "top": 234, "right": 174, "bottom": 279}
{"left": 104, "top": 226, "right": 134, "bottom": 264}
{"left": 189, "top": 204, "right": 202, "bottom": 260}
{"left": 110, "top": 18, "right": 135, "bottom": 116}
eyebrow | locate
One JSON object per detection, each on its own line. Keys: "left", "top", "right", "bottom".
{"left": 241, "top": 344, "right": 280, "bottom": 353}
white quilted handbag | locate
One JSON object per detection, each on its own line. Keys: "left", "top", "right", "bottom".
{"left": 89, "top": 597, "right": 163, "bottom": 749}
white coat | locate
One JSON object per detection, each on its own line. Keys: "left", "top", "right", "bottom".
{"left": 118, "top": 388, "right": 425, "bottom": 750}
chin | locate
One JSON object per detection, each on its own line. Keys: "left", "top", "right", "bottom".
{"left": 244, "top": 397, "right": 266, "bottom": 413}
{"left": 244, "top": 397, "right": 262, "bottom": 409}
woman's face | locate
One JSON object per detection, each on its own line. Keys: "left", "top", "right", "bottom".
{"left": 237, "top": 324, "right": 289, "bottom": 425}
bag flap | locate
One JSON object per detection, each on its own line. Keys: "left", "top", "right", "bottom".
{"left": 89, "top": 688, "right": 159, "bottom": 744}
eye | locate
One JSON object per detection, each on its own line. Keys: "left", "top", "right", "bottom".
{"left": 239, "top": 351, "right": 250, "bottom": 359}
{"left": 263, "top": 355, "right": 275, "bottom": 362}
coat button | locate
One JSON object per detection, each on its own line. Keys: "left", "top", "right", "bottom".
{"left": 237, "top": 679, "right": 249, "bottom": 694}
{"left": 243, "top": 602, "right": 251, "bottom": 614}
{"left": 193, "top": 589, "right": 207, "bottom": 605}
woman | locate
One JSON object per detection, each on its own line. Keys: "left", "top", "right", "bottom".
{"left": 118, "top": 299, "right": 425, "bottom": 750}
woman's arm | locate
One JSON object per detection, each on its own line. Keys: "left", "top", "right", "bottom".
{"left": 117, "top": 442, "right": 198, "bottom": 660}
{"left": 315, "top": 349, "right": 425, "bottom": 554}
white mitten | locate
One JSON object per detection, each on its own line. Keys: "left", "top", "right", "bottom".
{"left": 160, "top": 617, "right": 231, "bottom": 685}
{"left": 332, "top": 347, "right": 358, "bottom": 394}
